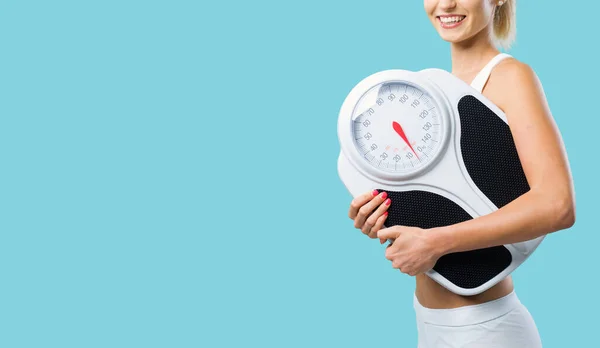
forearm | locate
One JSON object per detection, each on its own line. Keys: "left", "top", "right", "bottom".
{"left": 432, "top": 190, "right": 575, "bottom": 255}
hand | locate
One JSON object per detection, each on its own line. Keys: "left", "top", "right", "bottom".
{"left": 377, "top": 225, "right": 443, "bottom": 276}
{"left": 348, "top": 189, "right": 391, "bottom": 243}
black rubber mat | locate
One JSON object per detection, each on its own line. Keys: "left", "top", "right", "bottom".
{"left": 458, "top": 95, "right": 530, "bottom": 208}
{"left": 375, "top": 95, "right": 529, "bottom": 290}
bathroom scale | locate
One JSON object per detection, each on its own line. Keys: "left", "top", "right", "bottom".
{"left": 337, "top": 68, "right": 545, "bottom": 296}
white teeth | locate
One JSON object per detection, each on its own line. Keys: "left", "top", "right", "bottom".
{"left": 440, "top": 16, "right": 465, "bottom": 24}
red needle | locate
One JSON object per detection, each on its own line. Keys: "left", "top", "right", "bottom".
{"left": 392, "top": 121, "right": 420, "bottom": 160}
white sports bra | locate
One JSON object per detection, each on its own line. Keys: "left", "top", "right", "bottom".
{"left": 470, "top": 53, "right": 512, "bottom": 93}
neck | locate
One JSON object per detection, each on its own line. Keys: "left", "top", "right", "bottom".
{"left": 450, "top": 26, "right": 501, "bottom": 79}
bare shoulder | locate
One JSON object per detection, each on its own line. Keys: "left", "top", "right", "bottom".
{"left": 493, "top": 57, "right": 535, "bottom": 80}
{"left": 485, "top": 58, "right": 548, "bottom": 116}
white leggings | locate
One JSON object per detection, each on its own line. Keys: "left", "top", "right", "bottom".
{"left": 414, "top": 291, "right": 542, "bottom": 347}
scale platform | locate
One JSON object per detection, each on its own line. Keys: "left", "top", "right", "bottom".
{"left": 337, "top": 68, "right": 544, "bottom": 296}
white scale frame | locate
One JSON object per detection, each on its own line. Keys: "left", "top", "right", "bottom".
{"left": 337, "top": 69, "right": 545, "bottom": 296}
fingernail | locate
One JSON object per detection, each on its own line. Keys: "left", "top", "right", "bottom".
{"left": 385, "top": 198, "right": 391, "bottom": 206}
{"left": 381, "top": 192, "right": 387, "bottom": 199}
{"left": 372, "top": 190, "right": 379, "bottom": 196}
{"left": 380, "top": 238, "right": 385, "bottom": 244}
{"left": 384, "top": 211, "right": 388, "bottom": 216}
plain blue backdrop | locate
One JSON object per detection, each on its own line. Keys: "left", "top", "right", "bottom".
{"left": 0, "top": 1, "right": 597, "bottom": 347}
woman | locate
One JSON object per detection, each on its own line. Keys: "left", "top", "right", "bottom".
{"left": 348, "top": 0, "right": 576, "bottom": 347}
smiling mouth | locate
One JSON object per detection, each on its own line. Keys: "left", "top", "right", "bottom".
{"left": 437, "top": 15, "right": 467, "bottom": 25}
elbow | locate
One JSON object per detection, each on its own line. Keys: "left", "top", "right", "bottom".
{"left": 552, "top": 196, "right": 576, "bottom": 230}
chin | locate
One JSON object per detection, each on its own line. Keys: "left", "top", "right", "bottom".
{"left": 431, "top": 18, "right": 472, "bottom": 44}
{"left": 438, "top": 33, "right": 465, "bottom": 44}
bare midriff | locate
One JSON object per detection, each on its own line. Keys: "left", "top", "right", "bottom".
{"left": 415, "top": 274, "right": 514, "bottom": 309}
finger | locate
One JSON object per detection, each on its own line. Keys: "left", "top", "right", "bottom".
{"left": 354, "top": 191, "right": 388, "bottom": 229}
{"left": 368, "top": 212, "right": 388, "bottom": 239}
{"left": 362, "top": 204, "right": 388, "bottom": 237}
{"left": 349, "top": 189, "right": 379, "bottom": 220}
{"left": 368, "top": 198, "right": 391, "bottom": 239}
{"left": 377, "top": 226, "right": 399, "bottom": 240}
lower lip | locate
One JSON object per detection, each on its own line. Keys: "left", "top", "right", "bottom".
{"left": 438, "top": 17, "right": 466, "bottom": 29}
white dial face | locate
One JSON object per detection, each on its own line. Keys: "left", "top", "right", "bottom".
{"left": 351, "top": 81, "right": 445, "bottom": 175}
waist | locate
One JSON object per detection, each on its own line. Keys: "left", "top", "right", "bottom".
{"left": 415, "top": 274, "right": 514, "bottom": 309}
{"left": 413, "top": 288, "right": 521, "bottom": 326}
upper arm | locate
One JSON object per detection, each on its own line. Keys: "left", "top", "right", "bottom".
{"left": 487, "top": 60, "right": 575, "bottom": 218}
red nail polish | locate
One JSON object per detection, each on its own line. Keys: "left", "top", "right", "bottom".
{"left": 385, "top": 199, "right": 391, "bottom": 206}
{"left": 372, "top": 190, "right": 379, "bottom": 196}
{"left": 381, "top": 192, "right": 387, "bottom": 199}
{"left": 384, "top": 211, "right": 388, "bottom": 216}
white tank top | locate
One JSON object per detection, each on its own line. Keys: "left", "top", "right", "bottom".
{"left": 470, "top": 53, "right": 513, "bottom": 93}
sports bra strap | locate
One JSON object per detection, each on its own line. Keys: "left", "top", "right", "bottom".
{"left": 470, "top": 53, "right": 513, "bottom": 93}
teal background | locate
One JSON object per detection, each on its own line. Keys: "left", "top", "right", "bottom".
{"left": 0, "top": 1, "right": 596, "bottom": 347}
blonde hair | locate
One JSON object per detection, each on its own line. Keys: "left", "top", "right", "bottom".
{"left": 492, "top": 0, "right": 516, "bottom": 51}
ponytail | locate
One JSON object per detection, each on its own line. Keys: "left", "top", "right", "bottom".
{"left": 492, "top": 0, "right": 516, "bottom": 50}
